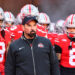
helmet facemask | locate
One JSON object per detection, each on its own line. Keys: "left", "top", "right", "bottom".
{"left": 66, "top": 26, "right": 75, "bottom": 39}
{"left": 65, "top": 14, "right": 75, "bottom": 39}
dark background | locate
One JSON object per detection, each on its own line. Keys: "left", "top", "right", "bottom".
{"left": 0, "top": 0, "right": 75, "bottom": 22}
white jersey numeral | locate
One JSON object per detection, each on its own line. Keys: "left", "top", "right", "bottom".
{"left": 0, "top": 42, "right": 5, "bottom": 62}
{"left": 10, "top": 26, "right": 17, "bottom": 30}
{"left": 69, "top": 48, "right": 75, "bottom": 66}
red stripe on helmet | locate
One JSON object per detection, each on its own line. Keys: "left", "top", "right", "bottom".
{"left": 29, "top": 4, "right": 31, "bottom": 15}
{"left": 44, "top": 13, "right": 47, "bottom": 23}
{"left": 19, "top": 14, "right": 21, "bottom": 18}
{"left": 9, "top": 12, "right": 11, "bottom": 19}
{"left": 71, "top": 14, "right": 74, "bottom": 25}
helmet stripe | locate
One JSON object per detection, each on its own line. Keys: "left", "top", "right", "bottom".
{"left": 9, "top": 12, "right": 11, "bottom": 19}
{"left": 44, "top": 13, "right": 47, "bottom": 23}
{"left": 71, "top": 14, "right": 74, "bottom": 24}
{"left": 29, "top": 4, "right": 31, "bottom": 14}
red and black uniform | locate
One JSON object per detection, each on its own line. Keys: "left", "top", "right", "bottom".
{"left": 55, "top": 34, "right": 75, "bottom": 75}
{"left": 10, "top": 25, "right": 23, "bottom": 41}
{"left": 0, "top": 34, "right": 6, "bottom": 75}
{"left": 36, "top": 24, "right": 48, "bottom": 37}
{"left": 0, "top": 28, "right": 11, "bottom": 75}
{"left": 36, "top": 24, "right": 58, "bottom": 46}
{"left": 47, "top": 33, "right": 58, "bottom": 46}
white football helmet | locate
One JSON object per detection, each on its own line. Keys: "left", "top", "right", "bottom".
{"left": 49, "top": 23, "right": 56, "bottom": 33}
{"left": 20, "top": 4, "right": 39, "bottom": 18}
{"left": 0, "top": 7, "right": 4, "bottom": 20}
{"left": 65, "top": 14, "right": 75, "bottom": 38}
{"left": 4, "top": 11, "right": 15, "bottom": 24}
{"left": 16, "top": 13, "right": 22, "bottom": 24}
{"left": 55, "top": 19, "right": 65, "bottom": 34}
{"left": 65, "top": 14, "right": 75, "bottom": 28}
{"left": 38, "top": 12, "right": 51, "bottom": 24}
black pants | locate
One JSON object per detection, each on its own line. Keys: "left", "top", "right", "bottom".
{"left": 60, "top": 66, "right": 75, "bottom": 75}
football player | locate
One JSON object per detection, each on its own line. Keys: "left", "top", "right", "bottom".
{"left": 0, "top": 8, "right": 11, "bottom": 75}
{"left": 55, "top": 14, "right": 75, "bottom": 75}
{"left": 37, "top": 12, "right": 57, "bottom": 45}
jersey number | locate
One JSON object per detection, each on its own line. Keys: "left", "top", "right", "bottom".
{"left": 0, "top": 42, "right": 5, "bottom": 62}
{"left": 69, "top": 48, "right": 75, "bottom": 66}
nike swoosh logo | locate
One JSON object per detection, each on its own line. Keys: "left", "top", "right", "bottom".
{"left": 19, "top": 47, "right": 24, "bottom": 50}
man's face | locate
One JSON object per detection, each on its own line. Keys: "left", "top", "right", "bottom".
{"left": 67, "top": 27, "right": 75, "bottom": 33}
{"left": 40, "top": 23, "right": 49, "bottom": 29}
{"left": 67, "top": 27, "right": 75, "bottom": 38}
{"left": 0, "top": 20, "right": 3, "bottom": 26}
{"left": 5, "top": 21, "right": 14, "bottom": 27}
{"left": 0, "top": 14, "right": 4, "bottom": 26}
{"left": 23, "top": 20, "right": 37, "bottom": 39}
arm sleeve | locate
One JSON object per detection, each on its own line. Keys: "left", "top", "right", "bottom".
{"left": 49, "top": 42, "right": 60, "bottom": 75}
{"left": 54, "top": 44, "right": 62, "bottom": 53}
{"left": 5, "top": 44, "right": 16, "bottom": 75}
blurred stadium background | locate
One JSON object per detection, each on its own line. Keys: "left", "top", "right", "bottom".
{"left": 0, "top": 0, "right": 75, "bottom": 22}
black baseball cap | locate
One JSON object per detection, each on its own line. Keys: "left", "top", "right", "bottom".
{"left": 22, "top": 16, "right": 38, "bottom": 25}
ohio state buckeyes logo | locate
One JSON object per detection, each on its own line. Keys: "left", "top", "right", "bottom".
{"left": 38, "top": 43, "right": 44, "bottom": 48}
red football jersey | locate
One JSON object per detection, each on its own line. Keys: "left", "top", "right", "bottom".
{"left": 37, "top": 24, "right": 58, "bottom": 46}
{"left": 36, "top": 24, "right": 48, "bottom": 37}
{"left": 0, "top": 29, "right": 11, "bottom": 72}
{"left": 0, "top": 35, "right": 6, "bottom": 72}
{"left": 36, "top": 29, "right": 47, "bottom": 37}
{"left": 55, "top": 34, "right": 75, "bottom": 68}
{"left": 10, "top": 25, "right": 23, "bottom": 40}
{"left": 5, "top": 29, "right": 11, "bottom": 46}
{"left": 37, "top": 24, "right": 48, "bottom": 32}
{"left": 47, "top": 33, "right": 58, "bottom": 46}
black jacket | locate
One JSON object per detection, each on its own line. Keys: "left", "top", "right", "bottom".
{"left": 5, "top": 35, "right": 60, "bottom": 75}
